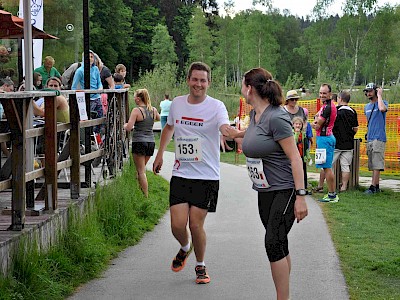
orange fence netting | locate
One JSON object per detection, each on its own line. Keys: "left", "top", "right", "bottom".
{"left": 238, "top": 97, "right": 400, "bottom": 175}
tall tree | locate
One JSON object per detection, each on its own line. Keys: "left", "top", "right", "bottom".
{"left": 122, "top": 0, "right": 159, "bottom": 79}
{"left": 90, "top": 0, "right": 133, "bottom": 68}
{"left": 151, "top": 24, "right": 178, "bottom": 66}
{"left": 186, "top": 7, "right": 214, "bottom": 67}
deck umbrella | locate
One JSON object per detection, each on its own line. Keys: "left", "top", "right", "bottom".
{"left": 0, "top": 9, "right": 58, "bottom": 84}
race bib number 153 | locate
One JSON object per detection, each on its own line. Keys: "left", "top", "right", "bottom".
{"left": 175, "top": 136, "right": 202, "bottom": 162}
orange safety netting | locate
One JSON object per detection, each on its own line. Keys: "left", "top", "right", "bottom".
{"left": 238, "top": 97, "right": 400, "bottom": 175}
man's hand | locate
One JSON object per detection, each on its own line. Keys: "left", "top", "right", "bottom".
{"left": 153, "top": 155, "right": 163, "bottom": 174}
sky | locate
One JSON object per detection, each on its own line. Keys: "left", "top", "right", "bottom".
{"left": 216, "top": 0, "right": 400, "bottom": 18}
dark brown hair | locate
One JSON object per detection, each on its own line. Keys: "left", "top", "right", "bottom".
{"left": 339, "top": 91, "right": 351, "bottom": 103}
{"left": 187, "top": 62, "right": 211, "bottom": 81}
{"left": 243, "top": 68, "right": 283, "bottom": 106}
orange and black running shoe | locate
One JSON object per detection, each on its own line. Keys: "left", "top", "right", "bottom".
{"left": 195, "top": 265, "right": 210, "bottom": 284}
{"left": 171, "top": 243, "right": 193, "bottom": 272}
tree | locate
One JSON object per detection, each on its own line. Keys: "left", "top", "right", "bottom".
{"left": 121, "top": 0, "right": 159, "bottom": 79}
{"left": 151, "top": 24, "right": 178, "bottom": 67}
{"left": 186, "top": 7, "right": 214, "bottom": 67}
{"left": 90, "top": 0, "right": 133, "bottom": 68}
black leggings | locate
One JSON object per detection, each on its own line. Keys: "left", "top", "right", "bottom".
{"left": 258, "top": 189, "right": 296, "bottom": 262}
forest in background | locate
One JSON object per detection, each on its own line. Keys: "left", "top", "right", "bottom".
{"left": 1, "top": 0, "right": 400, "bottom": 96}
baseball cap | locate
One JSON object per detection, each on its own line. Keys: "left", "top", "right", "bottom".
{"left": 363, "top": 83, "right": 377, "bottom": 92}
{"left": 286, "top": 90, "right": 300, "bottom": 100}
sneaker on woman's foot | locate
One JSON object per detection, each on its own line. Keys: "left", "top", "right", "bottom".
{"left": 195, "top": 265, "right": 210, "bottom": 284}
{"left": 171, "top": 243, "right": 193, "bottom": 272}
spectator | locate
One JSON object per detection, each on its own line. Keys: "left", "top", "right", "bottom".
{"left": 113, "top": 73, "right": 125, "bottom": 89}
{"left": 0, "top": 77, "right": 14, "bottom": 157}
{"left": 284, "top": 90, "right": 309, "bottom": 191}
{"left": 45, "top": 77, "right": 70, "bottom": 123}
{"left": 71, "top": 50, "right": 103, "bottom": 132}
{"left": 317, "top": 91, "right": 359, "bottom": 192}
{"left": 33, "top": 72, "right": 43, "bottom": 90}
{"left": 34, "top": 56, "right": 62, "bottom": 86}
{"left": 311, "top": 84, "right": 338, "bottom": 202}
{"left": 93, "top": 53, "right": 114, "bottom": 90}
{"left": 363, "top": 83, "right": 388, "bottom": 194}
{"left": 159, "top": 94, "right": 172, "bottom": 130}
{"left": 283, "top": 90, "right": 307, "bottom": 122}
{"left": 333, "top": 91, "right": 358, "bottom": 191}
{"left": 124, "top": 88, "right": 160, "bottom": 198}
{"left": 114, "top": 64, "right": 131, "bottom": 88}
{"left": 61, "top": 62, "right": 81, "bottom": 90}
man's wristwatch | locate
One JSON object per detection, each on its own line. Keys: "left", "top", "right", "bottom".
{"left": 296, "top": 189, "right": 307, "bottom": 196}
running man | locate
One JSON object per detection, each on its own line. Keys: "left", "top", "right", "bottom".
{"left": 153, "top": 62, "right": 230, "bottom": 284}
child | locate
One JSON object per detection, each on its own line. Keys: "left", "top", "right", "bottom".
{"left": 113, "top": 73, "right": 125, "bottom": 89}
{"left": 114, "top": 64, "right": 131, "bottom": 88}
{"left": 292, "top": 116, "right": 311, "bottom": 193}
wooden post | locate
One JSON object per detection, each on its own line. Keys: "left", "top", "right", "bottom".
{"left": 351, "top": 139, "right": 361, "bottom": 189}
{"left": 69, "top": 93, "right": 81, "bottom": 199}
{"left": 0, "top": 97, "right": 27, "bottom": 230}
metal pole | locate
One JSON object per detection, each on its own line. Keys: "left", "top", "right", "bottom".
{"left": 83, "top": 0, "right": 91, "bottom": 186}
{"left": 23, "top": 0, "right": 33, "bottom": 91}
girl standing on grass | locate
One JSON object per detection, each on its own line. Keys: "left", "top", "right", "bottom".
{"left": 124, "top": 89, "right": 160, "bottom": 197}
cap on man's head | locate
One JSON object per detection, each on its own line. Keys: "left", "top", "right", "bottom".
{"left": 363, "top": 82, "right": 377, "bottom": 92}
{"left": 286, "top": 90, "right": 300, "bottom": 100}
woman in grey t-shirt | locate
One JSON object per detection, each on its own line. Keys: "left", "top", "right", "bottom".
{"left": 124, "top": 89, "right": 160, "bottom": 197}
{"left": 226, "top": 68, "right": 308, "bottom": 300}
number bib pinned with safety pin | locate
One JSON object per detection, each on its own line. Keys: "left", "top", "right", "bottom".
{"left": 246, "top": 158, "right": 270, "bottom": 189}
{"left": 175, "top": 136, "right": 202, "bottom": 162}
{"left": 315, "top": 148, "right": 327, "bottom": 164}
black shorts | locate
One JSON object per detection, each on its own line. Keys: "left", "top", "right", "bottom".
{"left": 258, "top": 188, "right": 296, "bottom": 262}
{"left": 131, "top": 142, "right": 155, "bottom": 156}
{"left": 169, "top": 176, "right": 220, "bottom": 212}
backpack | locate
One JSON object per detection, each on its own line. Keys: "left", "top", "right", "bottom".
{"left": 62, "top": 62, "right": 81, "bottom": 89}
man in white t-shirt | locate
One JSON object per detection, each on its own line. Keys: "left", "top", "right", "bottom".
{"left": 153, "top": 62, "right": 230, "bottom": 285}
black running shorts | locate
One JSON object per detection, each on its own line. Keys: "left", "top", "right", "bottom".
{"left": 131, "top": 141, "right": 155, "bottom": 156}
{"left": 169, "top": 176, "right": 220, "bottom": 212}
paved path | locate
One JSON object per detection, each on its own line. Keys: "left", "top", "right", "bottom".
{"left": 69, "top": 151, "right": 349, "bottom": 300}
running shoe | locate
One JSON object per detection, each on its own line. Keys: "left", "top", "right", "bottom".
{"left": 171, "top": 243, "right": 193, "bottom": 272}
{"left": 364, "top": 185, "right": 376, "bottom": 194}
{"left": 319, "top": 194, "right": 339, "bottom": 203}
{"left": 195, "top": 265, "right": 210, "bottom": 284}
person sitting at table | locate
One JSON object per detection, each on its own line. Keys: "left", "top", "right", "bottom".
{"left": 0, "top": 77, "right": 14, "bottom": 157}
{"left": 33, "top": 77, "right": 70, "bottom": 123}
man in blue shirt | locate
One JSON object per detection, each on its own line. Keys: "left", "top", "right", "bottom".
{"left": 363, "top": 83, "right": 388, "bottom": 194}
{"left": 71, "top": 50, "right": 103, "bottom": 131}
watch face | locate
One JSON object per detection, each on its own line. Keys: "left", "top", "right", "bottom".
{"left": 297, "top": 189, "right": 307, "bottom": 196}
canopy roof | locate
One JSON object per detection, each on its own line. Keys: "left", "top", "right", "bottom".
{"left": 0, "top": 10, "right": 58, "bottom": 39}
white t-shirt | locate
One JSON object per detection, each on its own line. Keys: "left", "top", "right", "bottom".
{"left": 168, "top": 95, "right": 230, "bottom": 180}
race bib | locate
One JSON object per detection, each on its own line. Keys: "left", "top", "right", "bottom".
{"left": 246, "top": 158, "right": 270, "bottom": 189}
{"left": 315, "top": 148, "right": 327, "bottom": 164}
{"left": 175, "top": 136, "right": 202, "bottom": 162}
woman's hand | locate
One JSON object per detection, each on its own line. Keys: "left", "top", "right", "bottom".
{"left": 294, "top": 196, "right": 308, "bottom": 223}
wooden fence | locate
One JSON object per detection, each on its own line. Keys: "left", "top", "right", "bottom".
{"left": 0, "top": 89, "right": 129, "bottom": 231}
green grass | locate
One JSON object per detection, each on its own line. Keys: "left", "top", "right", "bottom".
{"left": 313, "top": 188, "right": 400, "bottom": 299}
{"left": 0, "top": 162, "right": 169, "bottom": 300}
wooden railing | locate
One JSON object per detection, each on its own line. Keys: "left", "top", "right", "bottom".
{"left": 0, "top": 89, "right": 129, "bottom": 231}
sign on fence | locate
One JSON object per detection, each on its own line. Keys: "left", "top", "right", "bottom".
{"left": 76, "top": 92, "right": 88, "bottom": 121}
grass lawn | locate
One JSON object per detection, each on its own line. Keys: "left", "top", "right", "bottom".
{"left": 314, "top": 188, "right": 400, "bottom": 299}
